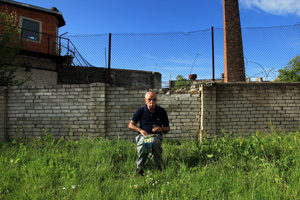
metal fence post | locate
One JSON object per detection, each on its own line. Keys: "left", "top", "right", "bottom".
{"left": 108, "top": 33, "right": 112, "bottom": 85}
{"left": 212, "top": 26, "right": 215, "bottom": 82}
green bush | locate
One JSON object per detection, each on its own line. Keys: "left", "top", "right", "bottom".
{"left": 277, "top": 54, "right": 300, "bottom": 82}
{"left": 172, "top": 75, "right": 191, "bottom": 91}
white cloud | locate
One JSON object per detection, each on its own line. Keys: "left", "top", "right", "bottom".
{"left": 239, "top": 0, "right": 300, "bottom": 16}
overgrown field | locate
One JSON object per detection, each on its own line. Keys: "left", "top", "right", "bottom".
{"left": 1, "top": 131, "right": 300, "bottom": 199}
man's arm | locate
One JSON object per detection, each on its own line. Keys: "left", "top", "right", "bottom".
{"left": 128, "top": 120, "right": 150, "bottom": 136}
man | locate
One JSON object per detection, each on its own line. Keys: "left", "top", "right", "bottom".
{"left": 128, "top": 91, "right": 170, "bottom": 175}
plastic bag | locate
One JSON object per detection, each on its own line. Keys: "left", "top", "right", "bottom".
{"left": 142, "top": 135, "right": 154, "bottom": 153}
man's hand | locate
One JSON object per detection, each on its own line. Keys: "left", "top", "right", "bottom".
{"left": 153, "top": 126, "right": 170, "bottom": 133}
{"left": 140, "top": 129, "right": 150, "bottom": 136}
{"left": 128, "top": 120, "right": 150, "bottom": 136}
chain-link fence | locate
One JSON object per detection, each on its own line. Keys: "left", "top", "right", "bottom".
{"left": 65, "top": 24, "right": 300, "bottom": 87}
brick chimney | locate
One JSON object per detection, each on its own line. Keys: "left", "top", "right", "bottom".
{"left": 223, "top": 0, "right": 245, "bottom": 82}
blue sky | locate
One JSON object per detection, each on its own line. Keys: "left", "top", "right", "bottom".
{"left": 10, "top": 0, "right": 300, "bottom": 85}
{"left": 15, "top": 0, "right": 300, "bottom": 34}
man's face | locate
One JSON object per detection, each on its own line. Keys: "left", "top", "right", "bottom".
{"left": 145, "top": 92, "right": 157, "bottom": 110}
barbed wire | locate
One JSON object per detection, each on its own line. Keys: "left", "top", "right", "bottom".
{"left": 244, "top": 57, "right": 277, "bottom": 81}
{"left": 66, "top": 29, "right": 211, "bottom": 37}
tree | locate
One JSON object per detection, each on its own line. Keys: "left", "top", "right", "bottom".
{"left": 277, "top": 55, "right": 300, "bottom": 82}
{"left": 173, "top": 75, "right": 191, "bottom": 90}
{"left": 0, "top": 7, "right": 28, "bottom": 86}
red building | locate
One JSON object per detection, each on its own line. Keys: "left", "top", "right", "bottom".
{"left": 0, "top": 0, "right": 161, "bottom": 88}
{"left": 0, "top": 0, "right": 65, "bottom": 55}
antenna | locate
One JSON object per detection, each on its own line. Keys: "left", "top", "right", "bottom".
{"left": 189, "top": 53, "right": 200, "bottom": 75}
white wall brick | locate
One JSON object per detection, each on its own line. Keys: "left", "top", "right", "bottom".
{"left": 1, "top": 82, "right": 300, "bottom": 142}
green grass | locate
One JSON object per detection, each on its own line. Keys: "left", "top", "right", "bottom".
{"left": 1, "top": 131, "right": 300, "bottom": 199}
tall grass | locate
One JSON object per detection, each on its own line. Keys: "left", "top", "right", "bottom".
{"left": 1, "top": 131, "right": 300, "bottom": 199}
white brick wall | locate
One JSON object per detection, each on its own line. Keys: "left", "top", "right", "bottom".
{"left": 203, "top": 83, "right": 300, "bottom": 137}
{"left": 0, "top": 88, "right": 7, "bottom": 141}
{"left": 1, "top": 82, "right": 300, "bottom": 142}
{"left": 6, "top": 84, "right": 92, "bottom": 140}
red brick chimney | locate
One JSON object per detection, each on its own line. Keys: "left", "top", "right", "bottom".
{"left": 223, "top": 0, "right": 245, "bottom": 82}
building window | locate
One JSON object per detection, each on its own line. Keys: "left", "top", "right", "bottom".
{"left": 20, "top": 17, "right": 42, "bottom": 42}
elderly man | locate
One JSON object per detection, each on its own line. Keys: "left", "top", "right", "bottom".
{"left": 128, "top": 91, "right": 170, "bottom": 175}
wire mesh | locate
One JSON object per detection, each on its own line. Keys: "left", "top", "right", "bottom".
{"left": 2, "top": 17, "right": 300, "bottom": 87}
{"left": 54, "top": 24, "right": 300, "bottom": 86}
{"left": 242, "top": 24, "right": 300, "bottom": 81}
{"left": 67, "top": 30, "right": 212, "bottom": 88}
{"left": 68, "top": 24, "right": 300, "bottom": 87}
